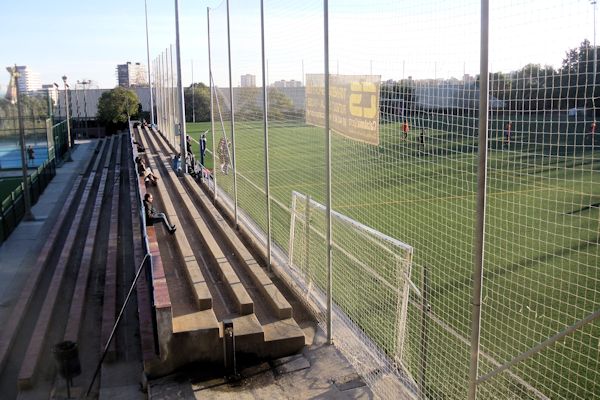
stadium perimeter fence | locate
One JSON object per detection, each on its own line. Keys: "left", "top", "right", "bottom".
{"left": 0, "top": 91, "right": 69, "bottom": 244}
{"left": 153, "top": 1, "right": 600, "bottom": 398}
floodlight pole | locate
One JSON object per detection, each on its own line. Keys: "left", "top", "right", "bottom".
{"left": 144, "top": 0, "right": 155, "bottom": 126}
{"left": 260, "top": 0, "right": 273, "bottom": 270}
{"left": 226, "top": 0, "right": 239, "bottom": 228}
{"left": 175, "top": 0, "right": 187, "bottom": 173}
{"left": 468, "top": 1, "right": 490, "bottom": 399}
{"left": 191, "top": 59, "right": 196, "bottom": 123}
{"left": 79, "top": 80, "right": 90, "bottom": 138}
{"left": 324, "top": 0, "right": 333, "bottom": 345}
{"left": 12, "top": 66, "right": 34, "bottom": 221}
{"left": 62, "top": 76, "right": 73, "bottom": 162}
{"left": 170, "top": 45, "right": 176, "bottom": 147}
{"left": 593, "top": 1, "right": 597, "bottom": 114}
{"left": 207, "top": 7, "right": 218, "bottom": 203}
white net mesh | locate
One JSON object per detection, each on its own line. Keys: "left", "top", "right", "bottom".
{"left": 148, "top": 0, "right": 600, "bottom": 398}
{"left": 289, "top": 191, "right": 413, "bottom": 365}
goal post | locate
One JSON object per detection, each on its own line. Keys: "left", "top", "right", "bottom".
{"left": 288, "top": 190, "right": 414, "bottom": 362}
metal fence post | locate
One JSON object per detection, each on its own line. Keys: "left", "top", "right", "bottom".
{"left": 207, "top": 7, "right": 218, "bottom": 203}
{"left": 174, "top": 0, "right": 188, "bottom": 174}
{"left": 419, "top": 264, "right": 430, "bottom": 398}
{"left": 323, "top": 0, "right": 333, "bottom": 345}
{"left": 226, "top": 0, "right": 239, "bottom": 228}
{"left": 260, "top": 0, "right": 273, "bottom": 270}
{"left": 169, "top": 46, "right": 176, "bottom": 147}
{"left": 468, "top": 1, "right": 490, "bottom": 399}
{"left": 13, "top": 67, "right": 34, "bottom": 221}
{"left": 144, "top": 0, "right": 155, "bottom": 126}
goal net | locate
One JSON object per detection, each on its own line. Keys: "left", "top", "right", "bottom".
{"left": 288, "top": 191, "right": 414, "bottom": 366}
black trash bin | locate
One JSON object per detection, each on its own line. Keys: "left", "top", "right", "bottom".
{"left": 52, "top": 341, "right": 81, "bottom": 380}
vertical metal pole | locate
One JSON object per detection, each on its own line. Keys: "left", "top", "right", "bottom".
{"left": 288, "top": 194, "right": 298, "bottom": 264}
{"left": 144, "top": 0, "right": 155, "bottom": 126}
{"left": 162, "top": 54, "right": 166, "bottom": 131}
{"left": 75, "top": 84, "right": 80, "bottom": 130}
{"left": 156, "top": 57, "right": 161, "bottom": 129}
{"left": 192, "top": 59, "right": 196, "bottom": 123}
{"left": 156, "top": 57, "right": 160, "bottom": 129}
{"left": 226, "top": 0, "right": 239, "bottom": 228}
{"left": 324, "top": 0, "right": 333, "bottom": 345}
{"left": 174, "top": 0, "right": 188, "bottom": 173}
{"left": 164, "top": 51, "right": 169, "bottom": 138}
{"left": 13, "top": 67, "right": 34, "bottom": 221}
{"left": 419, "top": 265, "right": 430, "bottom": 399}
{"left": 207, "top": 7, "right": 218, "bottom": 202}
{"left": 169, "top": 46, "right": 175, "bottom": 146}
{"left": 82, "top": 81, "right": 89, "bottom": 137}
{"left": 162, "top": 52, "right": 167, "bottom": 134}
{"left": 156, "top": 58, "right": 162, "bottom": 125}
{"left": 62, "top": 76, "right": 73, "bottom": 162}
{"left": 304, "top": 195, "right": 311, "bottom": 275}
{"left": 468, "top": 1, "right": 489, "bottom": 399}
{"left": 260, "top": 0, "right": 272, "bottom": 270}
{"left": 593, "top": 1, "right": 597, "bottom": 115}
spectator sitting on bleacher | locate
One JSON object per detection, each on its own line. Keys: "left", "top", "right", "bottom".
{"left": 133, "top": 140, "right": 145, "bottom": 152}
{"left": 143, "top": 193, "right": 176, "bottom": 233}
{"left": 186, "top": 135, "right": 192, "bottom": 154}
{"left": 136, "top": 157, "right": 159, "bottom": 186}
{"left": 173, "top": 153, "right": 182, "bottom": 173}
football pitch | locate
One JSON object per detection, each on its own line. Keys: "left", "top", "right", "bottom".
{"left": 187, "top": 117, "right": 600, "bottom": 398}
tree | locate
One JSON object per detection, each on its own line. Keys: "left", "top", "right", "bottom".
{"left": 97, "top": 87, "right": 139, "bottom": 125}
{"left": 267, "top": 88, "right": 301, "bottom": 121}
{"left": 558, "top": 39, "right": 599, "bottom": 110}
{"left": 184, "top": 83, "right": 211, "bottom": 122}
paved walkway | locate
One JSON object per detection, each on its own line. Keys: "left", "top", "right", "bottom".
{"left": 0, "top": 141, "right": 96, "bottom": 327}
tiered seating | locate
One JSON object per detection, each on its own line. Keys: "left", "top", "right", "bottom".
{"left": 129, "top": 134, "right": 159, "bottom": 368}
{"left": 0, "top": 144, "right": 97, "bottom": 379}
{"left": 135, "top": 126, "right": 305, "bottom": 376}
{"left": 137, "top": 131, "right": 214, "bottom": 311}
{"left": 16, "top": 139, "right": 107, "bottom": 389}
{"left": 100, "top": 135, "right": 120, "bottom": 361}
{"left": 63, "top": 139, "right": 111, "bottom": 344}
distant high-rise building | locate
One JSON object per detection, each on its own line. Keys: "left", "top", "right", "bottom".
{"left": 117, "top": 62, "right": 148, "bottom": 87}
{"left": 41, "top": 83, "right": 59, "bottom": 105}
{"left": 271, "top": 79, "right": 302, "bottom": 88}
{"left": 9, "top": 65, "right": 42, "bottom": 93}
{"left": 240, "top": 74, "right": 256, "bottom": 88}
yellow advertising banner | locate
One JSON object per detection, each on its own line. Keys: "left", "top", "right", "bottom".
{"left": 305, "top": 74, "right": 380, "bottom": 145}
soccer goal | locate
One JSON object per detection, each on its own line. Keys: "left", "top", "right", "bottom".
{"left": 288, "top": 191, "right": 414, "bottom": 364}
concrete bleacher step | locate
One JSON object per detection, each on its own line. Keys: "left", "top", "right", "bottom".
{"left": 137, "top": 130, "right": 213, "bottom": 312}
{"left": 142, "top": 127, "right": 254, "bottom": 316}
{"left": 184, "top": 174, "right": 293, "bottom": 320}
{"left": 101, "top": 135, "right": 121, "bottom": 361}
{"left": 63, "top": 138, "right": 110, "bottom": 344}
{"left": 133, "top": 127, "right": 305, "bottom": 376}
{"left": 129, "top": 138, "right": 159, "bottom": 366}
{"left": 0, "top": 142, "right": 100, "bottom": 379}
{"left": 17, "top": 140, "right": 107, "bottom": 389}
{"left": 145, "top": 127, "right": 299, "bottom": 326}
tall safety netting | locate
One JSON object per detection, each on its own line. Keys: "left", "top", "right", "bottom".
{"left": 0, "top": 90, "right": 54, "bottom": 169}
{"left": 209, "top": 1, "right": 234, "bottom": 201}
{"left": 199, "top": 0, "right": 600, "bottom": 398}
{"left": 480, "top": 1, "right": 600, "bottom": 399}
{"left": 226, "top": 0, "right": 268, "bottom": 234}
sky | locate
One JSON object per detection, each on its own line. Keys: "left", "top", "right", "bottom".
{"left": 1, "top": 0, "right": 598, "bottom": 93}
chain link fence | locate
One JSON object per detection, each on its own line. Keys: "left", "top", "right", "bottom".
{"left": 0, "top": 90, "right": 66, "bottom": 244}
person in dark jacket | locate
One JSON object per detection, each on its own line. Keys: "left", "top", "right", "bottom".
{"left": 143, "top": 193, "right": 176, "bottom": 233}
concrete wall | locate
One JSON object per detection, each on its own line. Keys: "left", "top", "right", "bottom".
{"left": 54, "top": 87, "right": 152, "bottom": 119}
